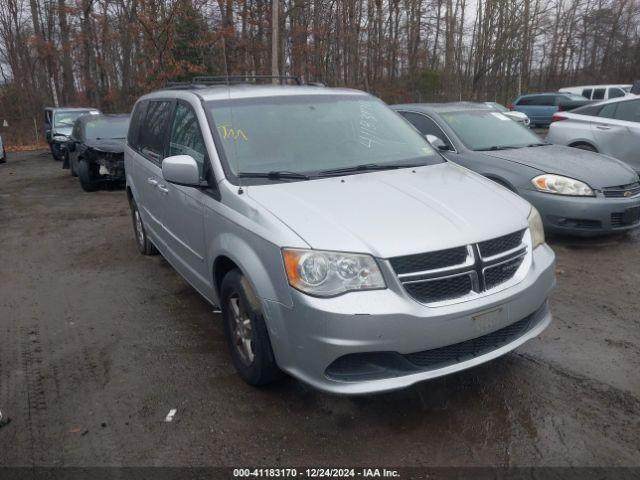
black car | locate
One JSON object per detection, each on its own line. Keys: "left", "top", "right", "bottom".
{"left": 64, "top": 114, "right": 129, "bottom": 191}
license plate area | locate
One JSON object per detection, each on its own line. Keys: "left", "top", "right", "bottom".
{"left": 471, "top": 306, "right": 507, "bottom": 335}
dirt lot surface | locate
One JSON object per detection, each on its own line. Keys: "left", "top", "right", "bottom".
{"left": 1, "top": 151, "right": 639, "bottom": 467}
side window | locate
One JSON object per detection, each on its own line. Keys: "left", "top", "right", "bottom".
{"left": 592, "top": 88, "right": 606, "bottom": 100}
{"left": 71, "top": 121, "right": 82, "bottom": 141}
{"left": 608, "top": 88, "right": 625, "bottom": 99}
{"left": 581, "top": 88, "right": 593, "bottom": 99}
{"left": 168, "top": 103, "right": 207, "bottom": 179}
{"left": 516, "top": 97, "right": 533, "bottom": 106}
{"left": 400, "top": 112, "right": 453, "bottom": 150}
{"left": 598, "top": 103, "right": 618, "bottom": 119}
{"left": 138, "top": 100, "right": 172, "bottom": 161}
{"left": 614, "top": 100, "right": 640, "bottom": 123}
{"left": 127, "top": 101, "right": 147, "bottom": 150}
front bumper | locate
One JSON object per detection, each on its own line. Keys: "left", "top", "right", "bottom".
{"left": 262, "top": 244, "right": 555, "bottom": 395}
{"left": 93, "top": 154, "right": 125, "bottom": 182}
{"left": 519, "top": 189, "right": 640, "bottom": 236}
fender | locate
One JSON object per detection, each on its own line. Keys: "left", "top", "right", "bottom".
{"left": 208, "top": 232, "right": 294, "bottom": 309}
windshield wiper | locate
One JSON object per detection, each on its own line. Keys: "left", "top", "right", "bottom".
{"left": 475, "top": 145, "right": 520, "bottom": 151}
{"left": 96, "top": 137, "right": 125, "bottom": 140}
{"left": 318, "top": 163, "right": 423, "bottom": 177}
{"left": 238, "top": 171, "right": 311, "bottom": 180}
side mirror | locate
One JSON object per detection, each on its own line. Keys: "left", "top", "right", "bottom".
{"left": 425, "top": 134, "right": 450, "bottom": 151}
{"left": 162, "top": 155, "right": 200, "bottom": 186}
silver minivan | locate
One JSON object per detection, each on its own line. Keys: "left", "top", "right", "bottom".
{"left": 125, "top": 79, "right": 556, "bottom": 395}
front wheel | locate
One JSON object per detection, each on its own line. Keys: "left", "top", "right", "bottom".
{"left": 221, "top": 270, "right": 283, "bottom": 386}
{"left": 77, "top": 160, "right": 99, "bottom": 192}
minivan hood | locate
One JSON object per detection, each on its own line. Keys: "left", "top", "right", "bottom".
{"left": 247, "top": 163, "right": 531, "bottom": 259}
{"left": 480, "top": 144, "right": 638, "bottom": 188}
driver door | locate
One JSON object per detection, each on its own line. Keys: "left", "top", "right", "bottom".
{"left": 158, "top": 100, "right": 211, "bottom": 293}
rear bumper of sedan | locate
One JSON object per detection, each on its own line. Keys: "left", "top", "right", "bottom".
{"left": 519, "top": 189, "right": 640, "bottom": 236}
{"left": 262, "top": 244, "right": 555, "bottom": 395}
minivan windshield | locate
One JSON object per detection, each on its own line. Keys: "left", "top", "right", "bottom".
{"left": 85, "top": 117, "right": 129, "bottom": 140}
{"left": 207, "top": 94, "right": 442, "bottom": 180}
{"left": 440, "top": 110, "right": 544, "bottom": 151}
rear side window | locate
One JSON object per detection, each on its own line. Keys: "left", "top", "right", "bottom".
{"left": 592, "top": 88, "right": 606, "bottom": 100}
{"left": 608, "top": 88, "right": 626, "bottom": 99}
{"left": 138, "top": 100, "right": 173, "bottom": 161}
{"left": 581, "top": 88, "right": 593, "bottom": 99}
{"left": 614, "top": 100, "right": 640, "bottom": 123}
{"left": 400, "top": 112, "right": 454, "bottom": 150}
{"left": 598, "top": 103, "right": 618, "bottom": 119}
{"left": 516, "top": 97, "right": 533, "bottom": 106}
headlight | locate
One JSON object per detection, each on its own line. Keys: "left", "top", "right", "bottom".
{"left": 531, "top": 174, "right": 594, "bottom": 196}
{"left": 282, "top": 248, "right": 386, "bottom": 297}
{"left": 528, "top": 207, "right": 545, "bottom": 249}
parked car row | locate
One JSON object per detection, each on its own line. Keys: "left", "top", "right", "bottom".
{"left": 40, "top": 77, "right": 638, "bottom": 395}
{"left": 45, "top": 107, "right": 129, "bottom": 191}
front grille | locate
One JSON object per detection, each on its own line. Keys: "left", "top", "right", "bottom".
{"left": 603, "top": 182, "right": 640, "bottom": 198}
{"left": 484, "top": 255, "right": 526, "bottom": 290}
{"left": 389, "top": 246, "right": 468, "bottom": 274}
{"left": 611, "top": 207, "right": 640, "bottom": 228}
{"left": 478, "top": 229, "right": 525, "bottom": 258}
{"left": 389, "top": 230, "right": 528, "bottom": 305}
{"left": 404, "top": 315, "right": 532, "bottom": 369}
{"left": 404, "top": 274, "right": 473, "bottom": 303}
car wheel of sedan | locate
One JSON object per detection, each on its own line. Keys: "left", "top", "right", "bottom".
{"left": 129, "top": 198, "right": 158, "bottom": 255}
{"left": 77, "top": 160, "right": 100, "bottom": 192}
{"left": 221, "top": 269, "right": 283, "bottom": 386}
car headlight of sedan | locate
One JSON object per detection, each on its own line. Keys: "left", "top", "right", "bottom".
{"left": 531, "top": 174, "right": 594, "bottom": 196}
{"left": 282, "top": 248, "right": 386, "bottom": 297}
{"left": 528, "top": 207, "right": 545, "bottom": 249}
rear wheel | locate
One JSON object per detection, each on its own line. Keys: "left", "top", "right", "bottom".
{"left": 221, "top": 270, "right": 283, "bottom": 386}
{"left": 77, "top": 160, "right": 99, "bottom": 192}
{"left": 129, "top": 197, "right": 158, "bottom": 255}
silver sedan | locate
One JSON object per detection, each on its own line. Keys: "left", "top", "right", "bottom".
{"left": 547, "top": 96, "right": 640, "bottom": 173}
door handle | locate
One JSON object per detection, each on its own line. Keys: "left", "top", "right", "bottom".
{"left": 596, "top": 125, "right": 611, "bottom": 130}
{"left": 147, "top": 178, "right": 159, "bottom": 186}
{"left": 158, "top": 184, "right": 169, "bottom": 194}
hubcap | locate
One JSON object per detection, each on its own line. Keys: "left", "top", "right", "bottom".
{"left": 134, "top": 209, "right": 144, "bottom": 247}
{"left": 229, "top": 294, "right": 255, "bottom": 365}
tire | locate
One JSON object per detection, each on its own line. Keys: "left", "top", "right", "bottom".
{"left": 77, "top": 160, "right": 100, "bottom": 192}
{"left": 221, "top": 269, "right": 283, "bottom": 386}
{"left": 50, "top": 143, "right": 63, "bottom": 161}
{"left": 70, "top": 156, "right": 78, "bottom": 177}
{"left": 571, "top": 143, "right": 597, "bottom": 152}
{"left": 129, "top": 197, "right": 158, "bottom": 255}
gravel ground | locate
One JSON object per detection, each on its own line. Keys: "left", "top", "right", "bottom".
{"left": 0, "top": 151, "right": 639, "bottom": 467}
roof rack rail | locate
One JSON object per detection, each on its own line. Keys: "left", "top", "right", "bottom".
{"left": 163, "top": 75, "right": 304, "bottom": 89}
